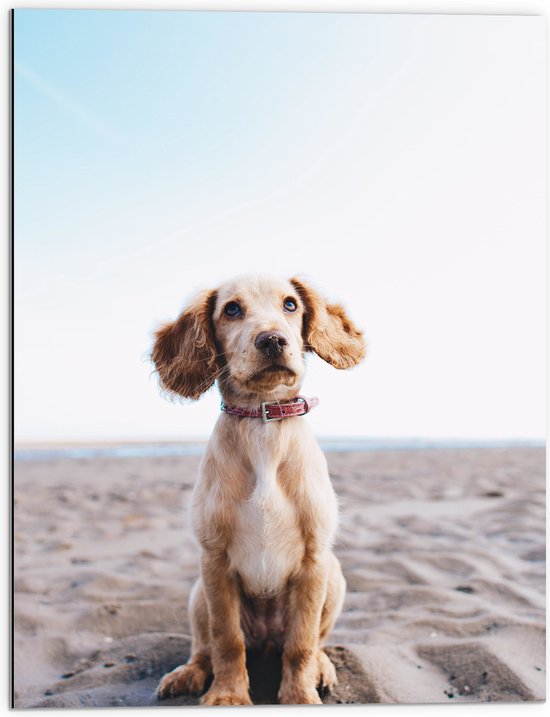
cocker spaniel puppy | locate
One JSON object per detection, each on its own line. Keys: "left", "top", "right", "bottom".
{"left": 152, "top": 274, "right": 365, "bottom": 705}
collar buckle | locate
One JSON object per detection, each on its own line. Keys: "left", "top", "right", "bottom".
{"left": 261, "top": 400, "right": 282, "bottom": 423}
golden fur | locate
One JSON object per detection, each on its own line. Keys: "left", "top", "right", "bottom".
{"left": 152, "top": 274, "right": 365, "bottom": 705}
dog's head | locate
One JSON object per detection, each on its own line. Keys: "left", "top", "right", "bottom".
{"left": 152, "top": 274, "right": 365, "bottom": 404}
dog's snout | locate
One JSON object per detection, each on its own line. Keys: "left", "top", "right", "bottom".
{"left": 255, "top": 331, "right": 288, "bottom": 358}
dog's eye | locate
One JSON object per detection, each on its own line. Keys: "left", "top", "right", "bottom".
{"left": 224, "top": 301, "right": 243, "bottom": 318}
{"left": 283, "top": 297, "right": 297, "bottom": 313}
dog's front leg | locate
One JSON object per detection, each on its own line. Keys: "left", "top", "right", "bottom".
{"left": 278, "top": 556, "right": 329, "bottom": 705}
{"left": 200, "top": 553, "right": 252, "bottom": 706}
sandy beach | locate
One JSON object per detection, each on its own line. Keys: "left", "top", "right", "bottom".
{"left": 13, "top": 446, "right": 545, "bottom": 707}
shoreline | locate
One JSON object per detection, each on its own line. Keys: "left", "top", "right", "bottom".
{"left": 14, "top": 438, "right": 545, "bottom": 462}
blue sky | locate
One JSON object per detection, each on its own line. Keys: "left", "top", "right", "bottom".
{"left": 14, "top": 11, "right": 545, "bottom": 441}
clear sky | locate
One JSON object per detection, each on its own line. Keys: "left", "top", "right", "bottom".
{"left": 14, "top": 10, "right": 545, "bottom": 442}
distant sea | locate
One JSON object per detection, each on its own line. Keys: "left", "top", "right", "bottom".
{"left": 13, "top": 439, "right": 544, "bottom": 462}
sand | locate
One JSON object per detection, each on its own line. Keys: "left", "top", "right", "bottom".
{"left": 13, "top": 447, "right": 545, "bottom": 707}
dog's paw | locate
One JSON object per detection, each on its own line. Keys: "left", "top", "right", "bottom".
{"left": 317, "top": 650, "right": 338, "bottom": 693}
{"left": 278, "top": 685, "right": 323, "bottom": 705}
{"left": 156, "top": 663, "right": 208, "bottom": 699}
{"left": 200, "top": 687, "right": 252, "bottom": 706}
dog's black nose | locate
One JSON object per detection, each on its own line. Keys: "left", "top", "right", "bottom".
{"left": 255, "top": 331, "right": 288, "bottom": 358}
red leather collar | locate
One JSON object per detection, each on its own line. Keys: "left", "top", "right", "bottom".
{"left": 220, "top": 395, "right": 319, "bottom": 423}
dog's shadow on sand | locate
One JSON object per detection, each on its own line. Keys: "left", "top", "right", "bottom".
{"left": 155, "top": 641, "right": 380, "bottom": 706}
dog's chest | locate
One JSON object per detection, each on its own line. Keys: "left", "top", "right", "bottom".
{"left": 227, "top": 469, "right": 303, "bottom": 597}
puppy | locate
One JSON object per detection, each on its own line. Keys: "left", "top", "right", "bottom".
{"left": 152, "top": 274, "right": 365, "bottom": 705}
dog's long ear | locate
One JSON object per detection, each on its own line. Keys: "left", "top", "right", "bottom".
{"left": 291, "top": 277, "right": 366, "bottom": 369}
{"left": 152, "top": 289, "right": 219, "bottom": 400}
